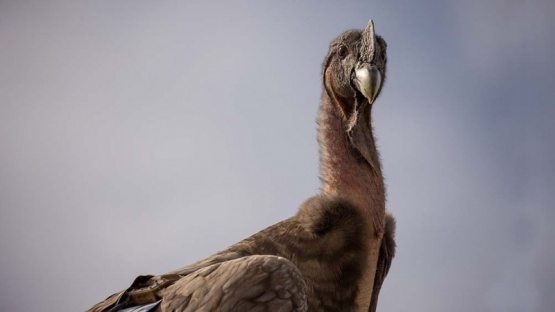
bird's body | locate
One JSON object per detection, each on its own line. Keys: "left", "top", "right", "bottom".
{"left": 88, "top": 20, "right": 395, "bottom": 312}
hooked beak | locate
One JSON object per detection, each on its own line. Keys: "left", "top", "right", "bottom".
{"left": 353, "top": 64, "right": 382, "bottom": 105}
{"left": 353, "top": 19, "right": 381, "bottom": 105}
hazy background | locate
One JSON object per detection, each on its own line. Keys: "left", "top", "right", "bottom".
{"left": 1, "top": 1, "right": 554, "bottom": 311}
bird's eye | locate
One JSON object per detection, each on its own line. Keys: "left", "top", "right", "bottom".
{"left": 337, "top": 45, "right": 348, "bottom": 59}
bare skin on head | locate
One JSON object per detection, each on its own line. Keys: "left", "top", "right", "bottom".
{"left": 87, "top": 20, "right": 396, "bottom": 312}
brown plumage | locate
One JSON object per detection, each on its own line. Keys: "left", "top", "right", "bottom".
{"left": 88, "top": 20, "right": 395, "bottom": 312}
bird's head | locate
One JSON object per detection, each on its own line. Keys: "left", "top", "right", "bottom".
{"left": 322, "top": 20, "right": 387, "bottom": 166}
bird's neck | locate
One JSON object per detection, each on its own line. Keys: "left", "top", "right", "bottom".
{"left": 317, "top": 94, "right": 386, "bottom": 311}
{"left": 318, "top": 95, "right": 386, "bottom": 231}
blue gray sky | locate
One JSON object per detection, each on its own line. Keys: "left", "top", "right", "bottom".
{"left": 1, "top": 1, "right": 554, "bottom": 311}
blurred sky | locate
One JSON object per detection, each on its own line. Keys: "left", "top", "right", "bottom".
{"left": 1, "top": 1, "right": 554, "bottom": 311}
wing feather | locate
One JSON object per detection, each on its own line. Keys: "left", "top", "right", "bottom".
{"left": 158, "top": 255, "right": 307, "bottom": 312}
{"left": 368, "top": 211, "right": 396, "bottom": 312}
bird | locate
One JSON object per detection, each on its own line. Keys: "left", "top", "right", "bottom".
{"left": 88, "top": 20, "right": 395, "bottom": 312}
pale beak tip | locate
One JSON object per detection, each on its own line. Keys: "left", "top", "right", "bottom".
{"left": 354, "top": 65, "right": 381, "bottom": 104}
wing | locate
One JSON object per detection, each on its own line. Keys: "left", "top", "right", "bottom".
{"left": 368, "top": 211, "right": 396, "bottom": 312}
{"left": 86, "top": 251, "right": 247, "bottom": 312}
{"left": 157, "top": 255, "right": 307, "bottom": 312}
{"left": 88, "top": 195, "right": 370, "bottom": 312}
